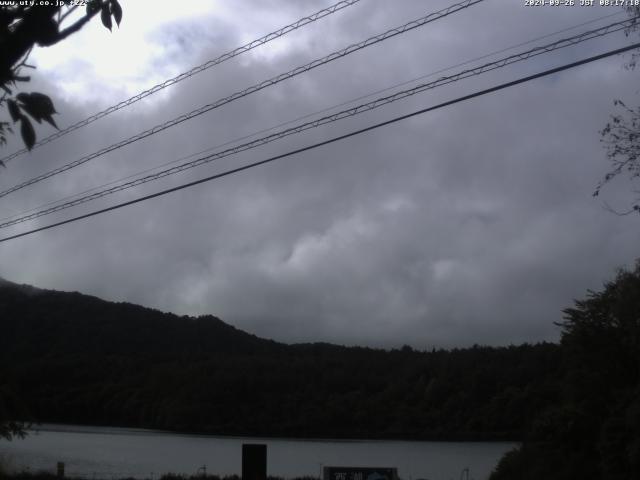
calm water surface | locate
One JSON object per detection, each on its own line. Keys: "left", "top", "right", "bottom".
{"left": 0, "top": 425, "right": 515, "bottom": 480}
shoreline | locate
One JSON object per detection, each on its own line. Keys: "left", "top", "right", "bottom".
{"left": 27, "top": 423, "right": 522, "bottom": 444}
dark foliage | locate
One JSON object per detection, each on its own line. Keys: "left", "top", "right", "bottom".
{"left": 595, "top": 6, "right": 640, "bottom": 214}
{"left": 0, "top": 470, "right": 319, "bottom": 480}
{"left": 491, "top": 261, "right": 640, "bottom": 479}
{"left": 597, "top": 99, "right": 640, "bottom": 214}
{"left": 0, "top": 382, "right": 28, "bottom": 440}
{"left": 0, "top": 279, "right": 561, "bottom": 441}
{"left": 1, "top": 473, "right": 311, "bottom": 480}
{"left": 0, "top": 1, "right": 122, "bottom": 154}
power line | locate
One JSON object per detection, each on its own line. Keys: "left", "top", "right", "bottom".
{"left": 4, "top": 10, "right": 622, "bottom": 226}
{"left": 0, "top": 0, "right": 363, "bottom": 165}
{"left": 2, "top": 8, "right": 623, "bottom": 224}
{"left": 2, "top": 16, "right": 633, "bottom": 227}
{"left": 3, "top": 10, "right": 624, "bottom": 227}
{"left": 0, "top": 7, "right": 628, "bottom": 227}
{"left": 1, "top": 16, "right": 635, "bottom": 229}
{"left": 0, "top": 0, "right": 485, "bottom": 200}
{"left": 1, "top": 41, "right": 638, "bottom": 245}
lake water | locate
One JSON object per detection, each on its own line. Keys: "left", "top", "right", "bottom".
{"left": 0, "top": 425, "right": 516, "bottom": 480}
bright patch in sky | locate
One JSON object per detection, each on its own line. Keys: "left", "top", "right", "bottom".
{"left": 2, "top": 0, "right": 638, "bottom": 348}
{"left": 30, "top": 0, "right": 220, "bottom": 104}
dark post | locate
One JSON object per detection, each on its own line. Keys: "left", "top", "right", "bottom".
{"left": 56, "top": 462, "right": 65, "bottom": 478}
{"left": 242, "top": 444, "right": 267, "bottom": 480}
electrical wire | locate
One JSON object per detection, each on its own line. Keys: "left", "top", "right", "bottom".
{"left": 1, "top": 16, "right": 635, "bottom": 229}
{"left": 0, "top": 0, "right": 363, "bottom": 165}
{"left": 0, "top": 8, "right": 624, "bottom": 224}
{"left": 1, "top": 41, "right": 638, "bottom": 244}
{"left": 0, "top": 0, "right": 485, "bottom": 199}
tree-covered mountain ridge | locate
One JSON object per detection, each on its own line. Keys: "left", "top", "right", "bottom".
{"left": 0, "top": 277, "right": 562, "bottom": 441}
{"left": 0, "top": 276, "right": 280, "bottom": 356}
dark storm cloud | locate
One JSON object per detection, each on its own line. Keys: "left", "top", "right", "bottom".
{"left": 0, "top": 0, "right": 638, "bottom": 348}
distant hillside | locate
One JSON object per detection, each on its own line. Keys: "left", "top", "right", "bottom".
{"left": 0, "top": 277, "right": 278, "bottom": 357}
{"left": 0, "top": 278, "right": 561, "bottom": 440}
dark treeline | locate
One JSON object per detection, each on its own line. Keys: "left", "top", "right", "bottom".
{"left": 1, "top": 473, "right": 312, "bottom": 480}
{"left": 0, "top": 278, "right": 561, "bottom": 441}
{"left": 2, "top": 261, "right": 639, "bottom": 479}
{"left": 490, "top": 262, "right": 640, "bottom": 479}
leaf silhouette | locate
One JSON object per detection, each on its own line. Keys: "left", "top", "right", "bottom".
{"left": 27, "top": 92, "right": 57, "bottom": 114}
{"left": 7, "top": 99, "right": 22, "bottom": 122}
{"left": 111, "top": 0, "right": 122, "bottom": 27}
{"left": 42, "top": 114, "right": 58, "bottom": 129}
{"left": 101, "top": 4, "right": 112, "bottom": 31}
{"left": 20, "top": 117, "right": 35, "bottom": 150}
{"left": 86, "top": 0, "right": 100, "bottom": 15}
{"left": 16, "top": 92, "right": 58, "bottom": 127}
{"left": 18, "top": 102, "right": 41, "bottom": 123}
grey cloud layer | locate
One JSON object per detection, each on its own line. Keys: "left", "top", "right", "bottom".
{"left": 0, "top": 0, "right": 638, "bottom": 348}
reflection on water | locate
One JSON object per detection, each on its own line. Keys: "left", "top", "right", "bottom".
{"left": 0, "top": 425, "right": 515, "bottom": 480}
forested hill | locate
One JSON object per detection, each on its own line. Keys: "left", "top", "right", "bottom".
{"left": 0, "top": 277, "right": 279, "bottom": 357}
{"left": 0, "top": 278, "right": 561, "bottom": 440}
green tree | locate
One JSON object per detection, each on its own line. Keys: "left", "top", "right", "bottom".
{"left": 595, "top": 6, "right": 640, "bottom": 214}
{"left": 491, "top": 261, "right": 640, "bottom": 480}
{"left": 0, "top": 383, "right": 28, "bottom": 441}
{"left": 0, "top": 0, "right": 123, "bottom": 442}
{"left": 0, "top": 0, "right": 122, "bottom": 157}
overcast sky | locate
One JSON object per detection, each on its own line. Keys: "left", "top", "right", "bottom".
{"left": 0, "top": 0, "right": 638, "bottom": 348}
